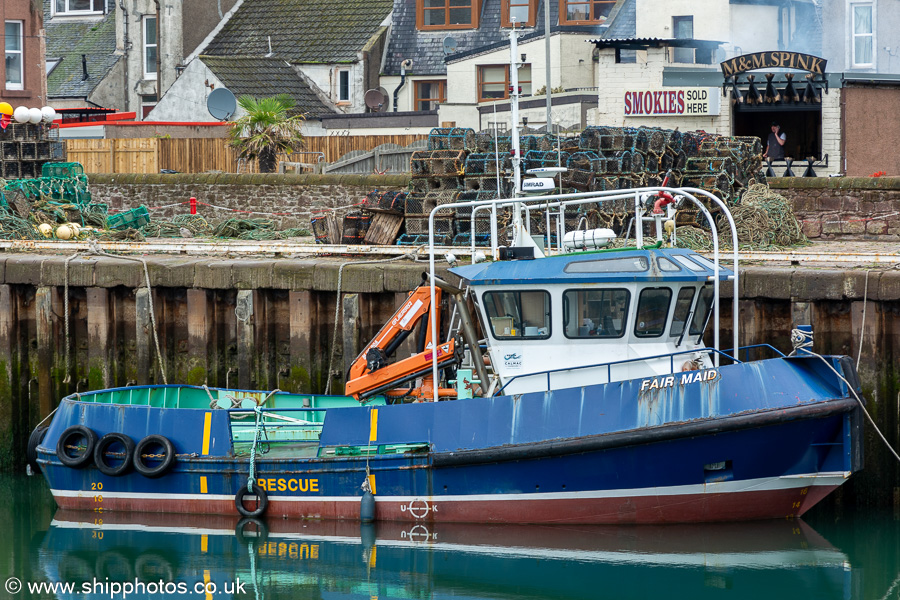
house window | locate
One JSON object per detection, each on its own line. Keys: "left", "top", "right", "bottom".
{"left": 477, "top": 65, "right": 531, "bottom": 102}
{"left": 417, "top": 0, "right": 478, "bottom": 30}
{"left": 141, "top": 94, "right": 157, "bottom": 119}
{"left": 54, "top": 0, "right": 106, "bottom": 15}
{"left": 672, "top": 16, "right": 694, "bottom": 63}
{"left": 503, "top": 0, "right": 537, "bottom": 27}
{"left": 559, "top": 0, "right": 616, "bottom": 25}
{"left": 4, "top": 21, "right": 23, "bottom": 90}
{"left": 143, "top": 16, "right": 158, "bottom": 80}
{"left": 338, "top": 71, "right": 350, "bottom": 102}
{"left": 851, "top": 3, "right": 874, "bottom": 67}
{"left": 415, "top": 80, "right": 446, "bottom": 111}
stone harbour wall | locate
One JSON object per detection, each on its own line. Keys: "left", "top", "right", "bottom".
{"left": 769, "top": 177, "right": 900, "bottom": 241}
{"left": 88, "top": 173, "right": 410, "bottom": 230}
{"left": 84, "top": 174, "right": 900, "bottom": 242}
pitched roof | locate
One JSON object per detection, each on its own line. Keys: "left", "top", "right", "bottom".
{"left": 45, "top": 10, "right": 119, "bottom": 99}
{"left": 383, "top": 0, "right": 618, "bottom": 76}
{"left": 201, "top": 56, "right": 333, "bottom": 117}
{"left": 202, "top": 0, "right": 393, "bottom": 64}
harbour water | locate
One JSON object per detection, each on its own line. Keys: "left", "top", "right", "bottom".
{"left": 2, "top": 474, "right": 898, "bottom": 599}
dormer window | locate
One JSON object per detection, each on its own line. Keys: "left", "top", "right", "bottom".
{"left": 559, "top": 0, "right": 616, "bottom": 25}
{"left": 54, "top": 0, "right": 106, "bottom": 15}
{"left": 503, "top": 0, "right": 537, "bottom": 27}
{"left": 417, "top": 0, "right": 479, "bottom": 30}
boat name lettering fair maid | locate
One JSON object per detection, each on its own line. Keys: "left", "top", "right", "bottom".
{"left": 639, "top": 369, "right": 719, "bottom": 392}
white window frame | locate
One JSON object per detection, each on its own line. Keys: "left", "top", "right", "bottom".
{"left": 52, "top": 0, "right": 106, "bottom": 16}
{"left": 143, "top": 16, "right": 158, "bottom": 80}
{"left": 849, "top": 1, "right": 875, "bottom": 69}
{"left": 4, "top": 21, "right": 24, "bottom": 91}
{"left": 337, "top": 70, "right": 350, "bottom": 102}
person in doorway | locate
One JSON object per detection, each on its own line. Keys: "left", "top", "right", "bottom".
{"left": 763, "top": 122, "right": 786, "bottom": 160}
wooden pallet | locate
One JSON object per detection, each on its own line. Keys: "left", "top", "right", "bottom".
{"left": 364, "top": 213, "right": 404, "bottom": 245}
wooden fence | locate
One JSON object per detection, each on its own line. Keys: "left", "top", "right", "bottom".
{"left": 65, "top": 134, "right": 428, "bottom": 174}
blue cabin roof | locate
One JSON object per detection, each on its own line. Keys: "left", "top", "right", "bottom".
{"left": 450, "top": 248, "right": 733, "bottom": 286}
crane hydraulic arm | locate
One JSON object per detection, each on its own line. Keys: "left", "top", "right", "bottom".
{"left": 344, "top": 283, "right": 457, "bottom": 401}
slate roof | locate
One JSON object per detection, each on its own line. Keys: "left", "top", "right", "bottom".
{"left": 201, "top": 56, "right": 333, "bottom": 117}
{"left": 44, "top": 3, "right": 119, "bottom": 99}
{"left": 384, "top": 0, "right": 630, "bottom": 76}
{"left": 202, "top": 0, "right": 393, "bottom": 64}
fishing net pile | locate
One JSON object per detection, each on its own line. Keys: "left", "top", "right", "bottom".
{"left": 0, "top": 164, "right": 310, "bottom": 242}
{"left": 674, "top": 184, "right": 808, "bottom": 251}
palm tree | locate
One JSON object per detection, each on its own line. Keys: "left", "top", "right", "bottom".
{"left": 228, "top": 94, "right": 305, "bottom": 173}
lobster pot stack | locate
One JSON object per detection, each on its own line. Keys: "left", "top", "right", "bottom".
{"left": 0, "top": 122, "right": 65, "bottom": 181}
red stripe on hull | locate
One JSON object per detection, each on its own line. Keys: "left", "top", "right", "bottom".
{"left": 54, "top": 484, "right": 837, "bottom": 524}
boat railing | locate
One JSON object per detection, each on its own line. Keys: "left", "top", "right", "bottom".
{"left": 495, "top": 346, "right": 739, "bottom": 395}
{"left": 428, "top": 185, "right": 741, "bottom": 402}
{"left": 721, "top": 344, "right": 787, "bottom": 362}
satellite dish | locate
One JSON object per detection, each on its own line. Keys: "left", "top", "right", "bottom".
{"left": 364, "top": 89, "right": 387, "bottom": 112}
{"left": 442, "top": 36, "right": 458, "bottom": 55}
{"left": 207, "top": 87, "right": 237, "bottom": 121}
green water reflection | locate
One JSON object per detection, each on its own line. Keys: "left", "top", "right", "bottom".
{"left": 1, "top": 474, "right": 898, "bottom": 599}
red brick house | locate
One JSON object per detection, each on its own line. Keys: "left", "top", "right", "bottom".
{"left": 1, "top": 0, "right": 46, "bottom": 106}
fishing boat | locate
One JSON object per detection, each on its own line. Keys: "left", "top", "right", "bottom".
{"left": 31, "top": 180, "right": 864, "bottom": 524}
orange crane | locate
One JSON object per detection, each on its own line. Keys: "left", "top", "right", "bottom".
{"left": 344, "top": 283, "right": 459, "bottom": 401}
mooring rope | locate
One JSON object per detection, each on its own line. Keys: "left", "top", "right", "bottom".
{"left": 323, "top": 246, "right": 426, "bottom": 395}
{"left": 62, "top": 242, "right": 168, "bottom": 384}
{"left": 790, "top": 328, "right": 900, "bottom": 464}
{"left": 247, "top": 389, "right": 279, "bottom": 492}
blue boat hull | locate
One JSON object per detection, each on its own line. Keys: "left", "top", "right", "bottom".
{"left": 37, "top": 355, "right": 864, "bottom": 524}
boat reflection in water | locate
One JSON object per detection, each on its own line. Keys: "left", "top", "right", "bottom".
{"left": 42, "top": 511, "right": 851, "bottom": 599}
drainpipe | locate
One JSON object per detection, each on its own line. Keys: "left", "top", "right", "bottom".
{"left": 393, "top": 59, "right": 411, "bottom": 112}
{"left": 154, "top": 0, "right": 161, "bottom": 106}
{"left": 120, "top": 0, "right": 130, "bottom": 111}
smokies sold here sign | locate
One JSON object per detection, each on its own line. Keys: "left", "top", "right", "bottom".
{"left": 623, "top": 88, "right": 720, "bottom": 117}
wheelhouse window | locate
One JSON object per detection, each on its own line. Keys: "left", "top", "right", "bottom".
{"left": 503, "top": 0, "right": 537, "bottom": 27}
{"left": 634, "top": 287, "right": 672, "bottom": 338}
{"left": 417, "top": 0, "right": 478, "bottom": 30}
{"left": 565, "top": 255, "right": 648, "bottom": 273}
{"left": 483, "top": 290, "right": 550, "bottom": 339}
{"left": 688, "top": 285, "right": 715, "bottom": 342}
{"left": 559, "top": 0, "right": 616, "bottom": 25}
{"left": 669, "top": 287, "right": 696, "bottom": 338}
{"left": 851, "top": 3, "right": 874, "bottom": 68}
{"left": 478, "top": 65, "right": 531, "bottom": 102}
{"left": 415, "top": 80, "right": 446, "bottom": 111}
{"left": 143, "top": 16, "right": 158, "bottom": 80}
{"left": 4, "top": 21, "right": 23, "bottom": 90}
{"left": 564, "top": 289, "right": 630, "bottom": 339}
{"left": 54, "top": 0, "right": 106, "bottom": 14}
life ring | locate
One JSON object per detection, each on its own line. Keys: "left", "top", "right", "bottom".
{"left": 132, "top": 435, "right": 176, "bottom": 478}
{"left": 56, "top": 425, "right": 98, "bottom": 469}
{"left": 94, "top": 433, "right": 135, "bottom": 477}
{"left": 235, "top": 517, "right": 269, "bottom": 545}
{"left": 235, "top": 481, "right": 268, "bottom": 518}
{"left": 26, "top": 425, "right": 48, "bottom": 473}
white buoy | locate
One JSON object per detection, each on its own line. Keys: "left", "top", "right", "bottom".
{"left": 38, "top": 224, "right": 53, "bottom": 237}
{"left": 55, "top": 224, "right": 74, "bottom": 240}
{"left": 28, "top": 108, "right": 42, "bottom": 124}
{"left": 41, "top": 107, "right": 57, "bottom": 122}
{"left": 13, "top": 106, "right": 30, "bottom": 123}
